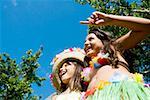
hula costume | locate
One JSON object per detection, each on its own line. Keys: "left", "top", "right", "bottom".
{"left": 85, "top": 72, "right": 150, "bottom": 100}
{"left": 80, "top": 50, "right": 150, "bottom": 100}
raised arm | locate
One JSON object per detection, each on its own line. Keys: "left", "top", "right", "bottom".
{"left": 80, "top": 11, "right": 150, "bottom": 51}
{"left": 113, "top": 30, "right": 149, "bottom": 52}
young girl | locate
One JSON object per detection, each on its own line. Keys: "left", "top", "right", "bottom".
{"left": 48, "top": 48, "right": 88, "bottom": 100}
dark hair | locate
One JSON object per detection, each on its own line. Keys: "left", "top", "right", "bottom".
{"left": 88, "top": 28, "right": 119, "bottom": 68}
{"left": 88, "top": 28, "right": 111, "bottom": 43}
{"left": 60, "top": 61, "right": 87, "bottom": 92}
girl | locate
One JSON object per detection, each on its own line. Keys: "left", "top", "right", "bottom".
{"left": 48, "top": 48, "right": 88, "bottom": 100}
{"left": 80, "top": 12, "right": 150, "bottom": 99}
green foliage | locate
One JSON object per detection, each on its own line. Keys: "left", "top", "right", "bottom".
{"left": 76, "top": 0, "right": 150, "bottom": 83}
{"left": 124, "top": 37, "right": 150, "bottom": 82}
{"left": 0, "top": 47, "right": 45, "bottom": 100}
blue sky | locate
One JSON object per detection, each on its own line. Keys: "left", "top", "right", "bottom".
{"left": 1, "top": 0, "right": 141, "bottom": 99}
{"left": 1, "top": 0, "right": 94, "bottom": 99}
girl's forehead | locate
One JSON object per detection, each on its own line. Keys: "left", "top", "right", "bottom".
{"left": 86, "top": 33, "right": 96, "bottom": 38}
{"left": 61, "top": 61, "right": 72, "bottom": 66}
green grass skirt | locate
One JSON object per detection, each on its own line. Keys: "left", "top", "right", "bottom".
{"left": 87, "top": 81, "right": 150, "bottom": 100}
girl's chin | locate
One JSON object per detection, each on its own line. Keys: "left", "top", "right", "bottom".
{"left": 86, "top": 52, "right": 96, "bottom": 57}
{"left": 62, "top": 78, "right": 70, "bottom": 84}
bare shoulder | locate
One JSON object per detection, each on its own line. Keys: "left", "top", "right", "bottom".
{"left": 96, "top": 65, "right": 115, "bottom": 79}
{"left": 97, "top": 65, "right": 113, "bottom": 72}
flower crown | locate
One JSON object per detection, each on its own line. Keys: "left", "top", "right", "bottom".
{"left": 50, "top": 47, "right": 86, "bottom": 92}
{"left": 50, "top": 48, "right": 85, "bottom": 66}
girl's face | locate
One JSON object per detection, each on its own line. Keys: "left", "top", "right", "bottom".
{"left": 84, "top": 33, "right": 104, "bottom": 57}
{"left": 59, "top": 61, "right": 76, "bottom": 84}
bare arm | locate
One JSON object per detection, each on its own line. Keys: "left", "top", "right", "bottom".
{"left": 107, "top": 14, "right": 150, "bottom": 51}
{"left": 106, "top": 14, "right": 150, "bottom": 32}
{"left": 113, "top": 31, "right": 149, "bottom": 52}
{"left": 80, "top": 11, "right": 150, "bottom": 51}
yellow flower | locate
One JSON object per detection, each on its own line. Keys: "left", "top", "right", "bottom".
{"left": 89, "top": 61, "right": 94, "bottom": 68}
{"left": 133, "top": 73, "right": 143, "bottom": 83}
{"left": 97, "top": 80, "right": 111, "bottom": 90}
{"left": 92, "top": 57, "right": 98, "bottom": 63}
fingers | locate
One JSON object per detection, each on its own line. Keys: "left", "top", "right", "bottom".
{"left": 80, "top": 21, "right": 90, "bottom": 24}
{"left": 87, "top": 17, "right": 95, "bottom": 24}
{"left": 93, "top": 11, "right": 105, "bottom": 18}
{"left": 92, "top": 11, "right": 99, "bottom": 18}
{"left": 80, "top": 20, "right": 105, "bottom": 25}
{"left": 80, "top": 17, "right": 95, "bottom": 24}
{"left": 95, "top": 19, "right": 104, "bottom": 24}
{"left": 80, "top": 11, "right": 107, "bottom": 25}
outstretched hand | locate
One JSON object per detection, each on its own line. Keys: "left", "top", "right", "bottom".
{"left": 80, "top": 11, "right": 112, "bottom": 26}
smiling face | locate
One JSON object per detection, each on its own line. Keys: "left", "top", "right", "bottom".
{"left": 84, "top": 33, "right": 104, "bottom": 58}
{"left": 59, "top": 61, "right": 76, "bottom": 84}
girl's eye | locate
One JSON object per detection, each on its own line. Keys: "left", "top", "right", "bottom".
{"left": 66, "top": 61, "right": 71, "bottom": 65}
{"left": 89, "top": 37, "right": 94, "bottom": 41}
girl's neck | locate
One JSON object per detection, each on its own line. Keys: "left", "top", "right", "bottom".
{"left": 91, "top": 50, "right": 107, "bottom": 57}
{"left": 62, "top": 81, "right": 73, "bottom": 94}
{"left": 61, "top": 88, "right": 71, "bottom": 94}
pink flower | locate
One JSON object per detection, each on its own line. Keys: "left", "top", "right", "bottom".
{"left": 81, "top": 67, "right": 92, "bottom": 82}
{"left": 49, "top": 74, "right": 54, "bottom": 81}
{"left": 69, "top": 48, "right": 73, "bottom": 52}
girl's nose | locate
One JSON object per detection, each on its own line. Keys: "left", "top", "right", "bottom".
{"left": 60, "top": 67, "right": 63, "bottom": 71}
{"left": 84, "top": 40, "right": 89, "bottom": 46}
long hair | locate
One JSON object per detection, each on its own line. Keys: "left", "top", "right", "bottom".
{"left": 88, "top": 28, "right": 119, "bottom": 68}
{"left": 60, "top": 61, "right": 86, "bottom": 92}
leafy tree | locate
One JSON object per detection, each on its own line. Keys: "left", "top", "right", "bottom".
{"left": 75, "top": 0, "right": 150, "bottom": 83}
{"left": 0, "top": 47, "right": 45, "bottom": 100}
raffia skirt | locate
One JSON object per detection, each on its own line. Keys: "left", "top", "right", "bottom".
{"left": 86, "top": 73, "right": 150, "bottom": 100}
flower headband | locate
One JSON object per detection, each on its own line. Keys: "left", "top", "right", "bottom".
{"left": 50, "top": 47, "right": 86, "bottom": 92}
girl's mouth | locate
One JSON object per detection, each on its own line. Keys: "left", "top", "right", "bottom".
{"left": 59, "top": 69, "right": 67, "bottom": 77}
{"left": 85, "top": 46, "right": 92, "bottom": 53}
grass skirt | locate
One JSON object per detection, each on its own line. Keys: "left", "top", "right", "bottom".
{"left": 87, "top": 80, "right": 150, "bottom": 100}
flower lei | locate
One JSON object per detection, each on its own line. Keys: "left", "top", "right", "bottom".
{"left": 81, "top": 50, "right": 110, "bottom": 82}
{"left": 90, "top": 50, "right": 110, "bottom": 69}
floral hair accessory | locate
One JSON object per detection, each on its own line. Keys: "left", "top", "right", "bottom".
{"left": 50, "top": 47, "right": 86, "bottom": 92}
{"left": 49, "top": 74, "right": 55, "bottom": 87}
{"left": 50, "top": 48, "right": 85, "bottom": 66}
{"left": 90, "top": 50, "right": 110, "bottom": 69}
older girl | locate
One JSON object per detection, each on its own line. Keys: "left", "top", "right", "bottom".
{"left": 80, "top": 12, "right": 150, "bottom": 99}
